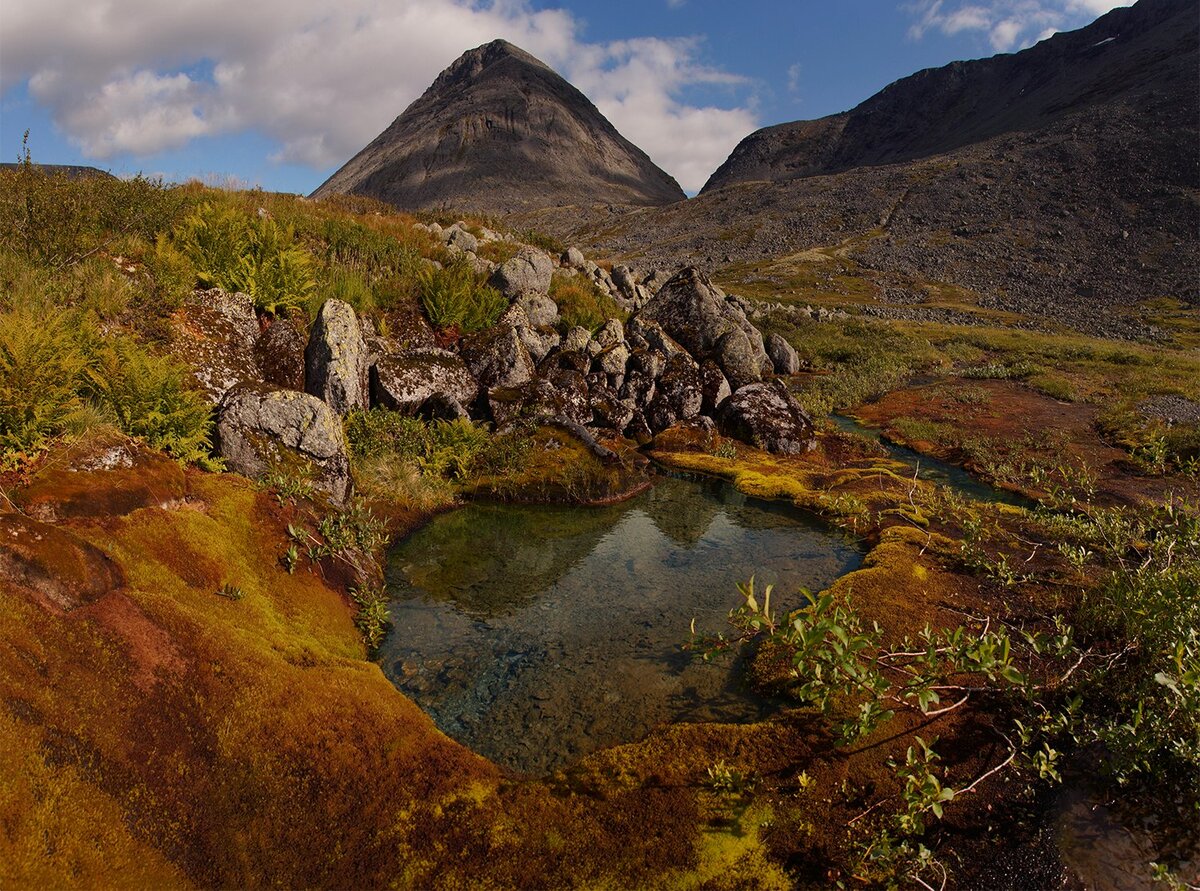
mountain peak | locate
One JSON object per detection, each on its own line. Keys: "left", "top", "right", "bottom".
{"left": 312, "top": 40, "right": 684, "bottom": 214}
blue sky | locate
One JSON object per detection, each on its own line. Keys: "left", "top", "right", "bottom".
{"left": 0, "top": 0, "right": 1130, "bottom": 194}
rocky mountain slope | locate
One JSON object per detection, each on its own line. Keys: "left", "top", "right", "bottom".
{"left": 703, "top": 0, "right": 1195, "bottom": 192}
{"left": 520, "top": 0, "right": 1197, "bottom": 339}
{"left": 312, "top": 40, "right": 685, "bottom": 214}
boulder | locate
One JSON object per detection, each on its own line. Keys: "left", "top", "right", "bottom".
{"left": 626, "top": 317, "right": 688, "bottom": 359}
{"left": 305, "top": 299, "right": 369, "bottom": 415}
{"left": 594, "top": 342, "right": 630, "bottom": 377}
{"left": 370, "top": 348, "right": 478, "bottom": 416}
{"left": 645, "top": 353, "right": 703, "bottom": 433}
{"left": 169, "top": 288, "right": 261, "bottom": 405}
{"left": 461, "top": 325, "right": 535, "bottom": 390}
{"left": 589, "top": 385, "right": 636, "bottom": 432}
{"left": 445, "top": 225, "right": 479, "bottom": 254}
{"left": 490, "top": 247, "right": 554, "bottom": 298}
{"left": 216, "top": 383, "right": 353, "bottom": 504}
{"left": 638, "top": 268, "right": 771, "bottom": 387}
{"left": 592, "top": 318, "right": 624, "bottom": 350}
{"left": 717, "top": 380, "right": 816, "bottom": 455}
{"left": 515, "top": 326, "right": 560, "bottom": 364}
{"left": 561, "top": 326, "right": 592, "bottom": 353}
{"left": 255, "top": 316, "right": 307, "bottom": 391}
{"left": 564, "top": 246, "right": 586, "bottom": 268}
{"left": 488, "top": 371, "right": 589, "bottom": 429}
{"left": 517, "top": 292, "right": 559, "bottom": 328}
{"left": 700, "top": 360, "right": 732, "bottom": 415}
{"left": 765, "top": 333, "right": 800, "bottom": 375}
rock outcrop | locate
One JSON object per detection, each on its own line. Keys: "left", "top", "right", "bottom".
{"left": 311, "top": 39, "right": 685, "bottom": 214}
{"left": 638, "top": 268, "right": 771, "bottom": 389}
{"left": 216, "top": 383, "right": 353, "bottom": 504}
{"left": 169, "top": 289, "right": 260, "bottom": 405}
{"left": 305, "top": 299, "right": 370, "bottom": 416}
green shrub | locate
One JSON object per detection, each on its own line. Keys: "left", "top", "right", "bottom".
{"left": 0, "top": 305, "right": 90, "bottom": 454}
{"left": 173, "top": 202, "right": 316, "bottom": 315}
{"left": 418, "top": 259, "right": 505, "bottom": 332}
{"left": 0, "top": 149, "right": 187, "bottom": 266}
{"left": 82, "top": 338, "right": 217, "bottom": 467}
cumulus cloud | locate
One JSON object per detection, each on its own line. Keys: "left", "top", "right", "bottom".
{"left": 0, "top": 0, "right": 758, "bottom": 192}
{"left": 905, "top": 0, "right": 1133, "bottom": 51}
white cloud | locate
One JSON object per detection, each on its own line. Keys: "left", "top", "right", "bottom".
{"left": 787, "top": 63, "right": 802, "bottom": 97}
{"left": 904, "top": 0, "right": 1133, "bottom": 52}
{"left": 0, "top": 0, "right": 758, "bottom": 193}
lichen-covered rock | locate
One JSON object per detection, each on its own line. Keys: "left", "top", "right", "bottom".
{"left": 490, "top": 247, "right": 554, "bottom": 298}
{"left": 0, "top": 513, "right": 125, "bottom": 613}
{"left": 560, "top": 326, "right": 592, "bottom": 353}
{"left": 638, "top": 268, "right": 771, "bottom": 388}
{"left": 445, "top": 225, "right": 479, "bottom": 254}
{"left": 594, "top": 342, "right": 630, "bottom": 377}
{"left": 765, "top": 332, "right": 801, "bottom": 375}
{"left": 516, "top": 326, "right": 560, "bottom": 364}
{"left": 625, "top": 317, "right": 688, "bottom": 359}
{"left": 255, "top": 316, "right": 308, "bottom": 391}
{"left": 517, "top": 292, "right": 559, "bottom": 328}
{"left": 645, "top": 353, "right": 703, "bottom": 433}
{"left": 370, "top": 348, "right": 479, "bottom": 416}
{"left": 589, "top": 385, "right": 636, "bottom": 432}
{"left": 461, "top": 325, "right": 536, "bottom": 389}
{"left": 169, "top": 288, "right": 261, "bottom": 404}
{"left": 700, "top": 360, "right": 732, "bottom": 415}
{"left": 216, "top": 383, "right": 352, "bottom": 504}
{"left": 538, "top": 348, "right": 592, "bottom": 376}
{"left": 564, "top": 246, "right": 586, "bottom": 267}
{"left": 305, "top": 299, "right": 370, "bottom": 415}
{"left": 488, "top": 371, "right": 589, "bottom": 429}
{"left": 717, "top": 380, "right": 816, "bottom": 455}
{"left": 592, "top": 318, "right": 625, "bottom": 350}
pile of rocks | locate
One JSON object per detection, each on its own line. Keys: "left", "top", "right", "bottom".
{"left": 169, "top": 236, "right": 816, "bottom": 504}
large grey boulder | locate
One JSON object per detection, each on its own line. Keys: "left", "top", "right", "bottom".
{"left": 765, "top": 333, "right": 800, "bottom": 375}
{"left": 370, "top": 348, "right": 478, "bottom": 416}
{"left": 305, "top": 299, "right": 369, "bottom": 415}
{"left": 517, "top": 292, "right": 559, "bottom": 328}
{"left": 444, "top": 225, "right": 479, "bottom": 254}
{"left": 217, "top": 383, "right": 353, "bottom": 504}
{"left": 169, "top": 288, "right": 261, "bottom": 405}
{"left": 255, "top": 315, "right": 307, "bottom": 391}
{"left": 490, "top": 247, "right": 554, "bottom": 298}
{"left": 717, "top": 380, "right": 816, "bottom": 455}
{"left": 461, "top": 324, "right": 536, "bottom": 389}
{"left": 564, "top": 246, "right": 586, "bottom": 268}
{"left": 638, "top": 268, "right": 771, "bottom": 389}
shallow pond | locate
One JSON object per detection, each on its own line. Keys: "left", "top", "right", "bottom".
{"left": 379, "top": 473, "right": 864, "bottom": 775}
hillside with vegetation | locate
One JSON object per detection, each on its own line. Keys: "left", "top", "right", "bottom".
{"left": 1, "top": 131, "right": 1197, "bottom": 889}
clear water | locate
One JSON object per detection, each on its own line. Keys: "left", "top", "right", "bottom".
{"left": 831, "top": 413, "right": 1034, "bottom": 507}
{"left": 379, "top": 474, "right": 864, "bottom": 775}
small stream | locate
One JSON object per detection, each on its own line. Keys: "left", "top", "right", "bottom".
{"left": 379, "top": 473, "right": 864, "bottom": 775}
{"left": 831, "top": 413, "right": 1034, "bottom": 507}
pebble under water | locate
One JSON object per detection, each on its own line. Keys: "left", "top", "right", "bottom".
{"left": 379, "top": 473, "right": 865, "bottom": 775}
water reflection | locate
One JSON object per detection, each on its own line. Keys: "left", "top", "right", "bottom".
{"left": 379, "top": 474, "right": 864, "bottom": 774}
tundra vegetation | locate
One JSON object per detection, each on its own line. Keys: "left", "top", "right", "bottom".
{"left": 0, "top": 160, "right": 1196, "bottom": 889}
